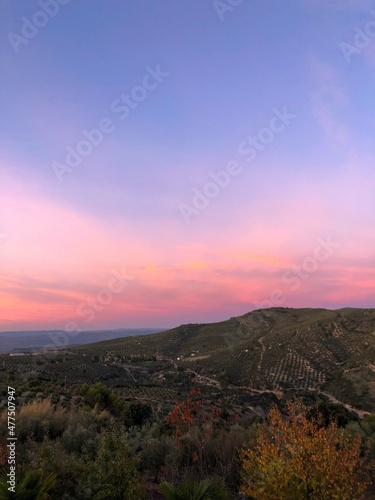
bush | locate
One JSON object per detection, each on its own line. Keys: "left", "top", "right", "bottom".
{"left": 307, "top": 401, "right": 358, "bottom": 428}
{"left": 124, "top": 402, "right": 153, "bottom": 427}
{"left": 160, "top": 477, "right": 231, "bottom": 500}
{"left": 83, "top": 383, "right": 124, "bottom": 416}
{"left": 4, "top": 399, "right": 67, "bottom": 442}
{"left": 85, "top": 423, "right": 144, "bottom": 499}
{"left": 241, "top": 399, "right": 370, "bottom": 499}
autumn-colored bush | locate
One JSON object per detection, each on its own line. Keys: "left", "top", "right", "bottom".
{"left": 166, "top": 388, "right": 222, "bottom": 443}
{"left": 241, "top": 399, "right": 370, "bottom": 500}
{"left": 163, "top": 388, "right": 251, "bottom": 491}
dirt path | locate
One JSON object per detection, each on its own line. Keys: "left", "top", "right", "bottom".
{"left": 186, "top": 369, "right": 221, "bottom": 388}
{"left": 182, "top": 355, "right": 210, "bottom": 362}
{"left": 318, "top": 391, "right": 371, "bottom": 418}
{"left": 231, "top": 384, "right": 283, "bottom": 398}
{"left": 257, "top": 335, "right": 266, "bottom": 371}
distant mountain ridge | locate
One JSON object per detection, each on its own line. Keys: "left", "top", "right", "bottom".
{"left": 0, "top": 328, "right": 165, "bottom": 354}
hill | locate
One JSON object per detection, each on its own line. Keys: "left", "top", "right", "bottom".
{"left": 1, "top": 307, "right": 375, "bottom": 415}
{"left": 70, "top": 307, "right": 375, "bottom": 412}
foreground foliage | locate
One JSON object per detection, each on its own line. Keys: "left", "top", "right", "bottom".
{"left": 0, "top": 387, "right": 373, "bottom": 499}
{"left": 160, "top": 477, "right": 230, "bottom": 500}
{"left": 240, "top": 399, "right": 370, "bottom": 499}
{"left": 0, "top": 468, "right": 56, "bottom": 499}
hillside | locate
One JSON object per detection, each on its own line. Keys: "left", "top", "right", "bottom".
{"left": 70, "top": 307, "right": 375, "bottom": 412}
{"left": 2, "top": 307, "right": 375, "bottom": 415}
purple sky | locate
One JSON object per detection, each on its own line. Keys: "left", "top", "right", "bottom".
{"left": 1, "top": 0, "right": 374, "bottom": 331}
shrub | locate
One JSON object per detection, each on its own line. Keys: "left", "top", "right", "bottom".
{"left": 85, "top": 423, "right": 144, "bottom": 499}
{"left": 160, "top": 477, "right": 231, "bottom": 500}
{"left": 241, "top": 399, "right": 370, "bottom": 499}
{"left": 3, "top": 399, "right": 67, "bottom": 442}
{"left": 307, "top": 401, "right": 358, "bottom": 428}
{"left": 83, "top": 383, "right": 124, "bottom": 416}
{"left": 124, "top": 402, "right": 153, "bottom": 427}
{"left": 0, "top": 468, "right": 56, "bottom": 499}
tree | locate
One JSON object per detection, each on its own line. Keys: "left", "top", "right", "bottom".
{"left": 86, "top": 423, "right": 143, "bottom": 499}
{"left": 240, "top": 399, "right": 369, "bottom": 500}
{"left": 160, "top": 477, "right": 230, "bottom": 500}
{"left": 83, "top": 382, "right": 124, "bottom": 415}
{"left": 124, "top": 402, "right": 153, "bottom": 427}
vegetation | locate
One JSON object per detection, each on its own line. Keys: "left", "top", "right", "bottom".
{"left": 2, "top": 308, "right": 375, "bottom": 412}
{"left": 0, "top": 469, "right": 56, "bottom": 499}
{"left": 241, "top": 400, "right": 369, "bottom": 499}
{"left": 83, "top": 424, "right": 143, "bottom": 499}
{"left": 160, "top": 477, "right": 230, "bottom": 499}
{"left": 1, "top": 390, "right": 373, "bottom": 498}
{"left": 0, "top": 308, "right": 374, "bottom": 497}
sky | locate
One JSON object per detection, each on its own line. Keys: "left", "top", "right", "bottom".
{"left": 0, "top": 0, "right": 374, "bottom": 332}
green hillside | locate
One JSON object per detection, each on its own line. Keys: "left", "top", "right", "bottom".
{"left": 70, "top": 307, "right": 375, "bottom": 412}
{"left": 2, "top": 307, "right": 375, "bottom": 415}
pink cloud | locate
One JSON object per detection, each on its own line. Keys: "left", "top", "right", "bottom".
{"left": 1, "top": 170, "right": 373, "bottom": 330}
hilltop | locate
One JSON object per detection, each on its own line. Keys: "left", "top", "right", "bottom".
{"left": 2, "top": 307, "right": 375, "bottom": 415}
{"left": 70, "top": 307, "right": 375, "bottom": 412}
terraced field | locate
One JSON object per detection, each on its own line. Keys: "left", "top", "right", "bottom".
{"left": 67, "top": 307, "right": 375, "bottom": 411}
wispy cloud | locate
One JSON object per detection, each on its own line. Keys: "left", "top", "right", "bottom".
{"left": 309, "top": 54, "right": 350, "bottom": 146}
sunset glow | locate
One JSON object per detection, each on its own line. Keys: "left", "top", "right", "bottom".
{"left": 1, "top": 0, "right": 374, "bottom": 331}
